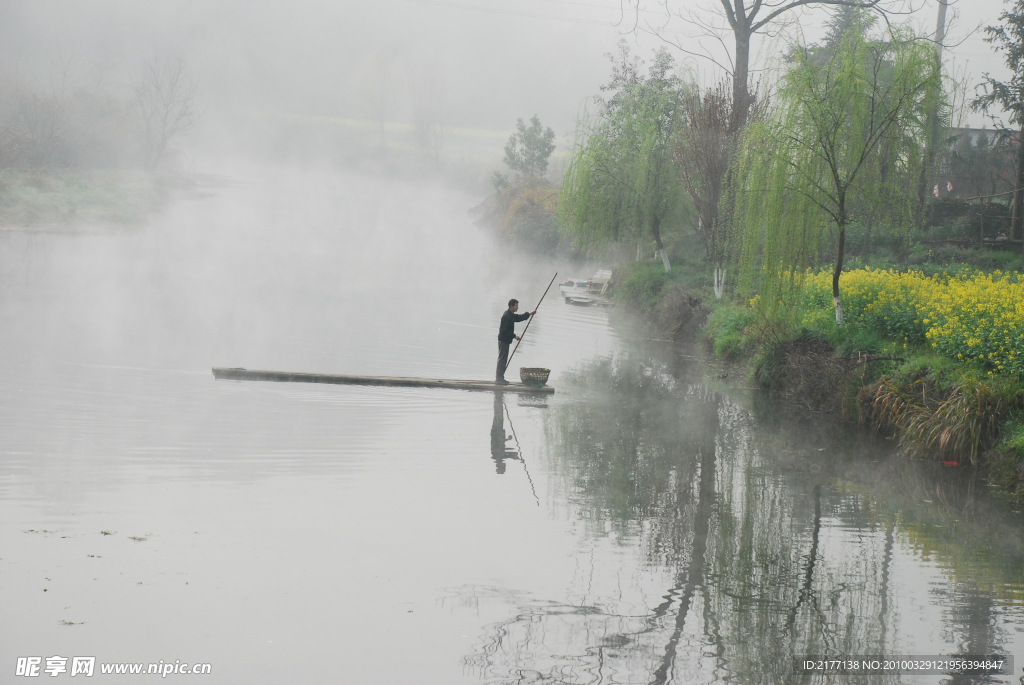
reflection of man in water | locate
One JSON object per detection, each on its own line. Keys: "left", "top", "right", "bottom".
{"left": 496, "top": 299, "right": 535, "bottom": 384}
{"left": 490, "top": 392, "right": 520, "bottom": 474}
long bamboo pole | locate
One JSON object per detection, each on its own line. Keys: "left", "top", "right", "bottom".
{"left": 504, "top": 272, "right": 558, "bottom": 373}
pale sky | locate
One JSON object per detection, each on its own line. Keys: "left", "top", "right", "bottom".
{"left": 0, "top": 0, "right": 1014, "bottom": 137}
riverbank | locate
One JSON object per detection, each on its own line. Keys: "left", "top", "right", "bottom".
{"left": 0, "top": 169, "right": 166, "bottom": 228}
{"left": 609, "top": 258, "right": 1024, "bottom": 508}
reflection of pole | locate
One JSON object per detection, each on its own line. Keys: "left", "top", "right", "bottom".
{"left": 503, "top": 401, "right": 541, "bottom": 507}
{"left": 504, "top": 273, "right": 557, "bottom": 374}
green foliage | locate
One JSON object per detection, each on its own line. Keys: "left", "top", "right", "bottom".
{"left": 0, "top": 169, "right": 162, "bottom": 226}
{"left": 491, "top": 170, "right": 510, "bottom": 194}
{"left": 972, "top": 0, "right": 1024, "bottom": 241}
{"left": 973, "top": 0, "right": 1024, "bottom": 130}
{"left": 796, "top": 312, "right": 889, "bottom": 358}
{"left": 843, "top": 241, "right": 1022, "bottom": 275}
{"left": 503, "top": 115, "right": 556, "bottom": 179}
{"left": 499, "top": 182, "right": 560, "bottom": 252}
{"left": 474, "top": 178, "right": 562, "bottom": 253}
{"left": 730, "top": 23, "right": 940, "bottom": 325}
{"left": 702, "top": 305, "right": 756, "bottom": 359}
{"left": 614, "top": 263, "right": 669, "bottom": 312}
{"left": 822, "top": 5, "right": 877, "bottom": 48}
{"left": 904, "top": 244, "right": 1023, "bottom": 273}
{"left": 988, "top": 416, "right": 1024, "bottom": 505}
{"left": 560, "top": 42, "right": 687, "bottom": 264}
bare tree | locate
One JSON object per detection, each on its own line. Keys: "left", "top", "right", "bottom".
{"left": 132, "top": 57, "right": 198, "bottom": 171}
{"left": 0, "top": 50, "right": 75, "bottom": 168}
{"left": 11, "top": 89, "right": 68, "bottom": 168}
{"left": 620, "top": 0, "right": 902, "bottom": 127}
{"left": 675, "top": 79, "right": 767, "bottom": 295}
{"left": 359, "top": 52, "right": 401, "bottom": 146}
{"left": 410, "top": 62, "right": 450, "bottom": 169}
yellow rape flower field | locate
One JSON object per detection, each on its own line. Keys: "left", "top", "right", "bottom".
{"left": 801, "top": 268, "right": 1024, "bottom": 376}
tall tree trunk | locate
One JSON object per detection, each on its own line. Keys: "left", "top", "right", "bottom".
{"left": 833, "top": 199, "right": 848, "bottom": 326}
{"left": 915, "top": 0, "right": 948, "bottom": 229}
{"left": 651, "top": 215, "right": 671, "bottom": 272}
{"left": 832, "top": 226, "right": 846, "bottom": 326}
{"left": 1013, "top": 132, "right": 1024, "bottom": 246}
{"left": 732, "top": 31, "right": 752, "bottom": 130}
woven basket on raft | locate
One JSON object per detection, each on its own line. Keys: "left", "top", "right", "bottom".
{"left": 519, "top": 368, "right": 551, "bottom": 387}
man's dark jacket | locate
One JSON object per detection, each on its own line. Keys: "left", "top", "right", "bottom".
{"left": 498, "top": 309, "right": 531, "bottom": 343}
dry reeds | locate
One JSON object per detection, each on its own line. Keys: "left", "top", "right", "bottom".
{"left": 870, "top": 376, "right": 1017, "bottom": 465}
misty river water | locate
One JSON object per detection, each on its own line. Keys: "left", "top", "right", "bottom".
{"left": 1, "top": 165, "right": 1023, "bottom": 684}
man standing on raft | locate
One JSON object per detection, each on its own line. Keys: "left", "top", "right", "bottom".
{"left": 496, "top": 299, "right": 536, "bottom": 385}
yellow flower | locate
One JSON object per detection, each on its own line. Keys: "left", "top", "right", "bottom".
{"left": 800, "top": 266, "right": 1024, "bottom": 375}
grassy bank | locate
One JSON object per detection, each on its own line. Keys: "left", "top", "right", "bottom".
{"left": 0, "top": 170, "right": 163, "bottom": 228}
{"left": 610, "top": 258, "right": 1024, "bottom": 507}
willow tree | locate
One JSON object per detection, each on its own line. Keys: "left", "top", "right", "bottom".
{"left": 560, "top": 44, "right": 685, "bottom": 272}
{"left": 731, "top": 24, "right": 938, "bottom": 326}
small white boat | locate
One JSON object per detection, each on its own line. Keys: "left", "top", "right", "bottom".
{"left": 559, "top": 270, "right": 614, "bottom": 306}
{"left": 559, "top": 278, "right": 591, "bottom": 298}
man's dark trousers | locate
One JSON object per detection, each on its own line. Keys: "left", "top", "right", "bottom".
{"left": 496, "top": 341, "right": 510, "bottom": 381}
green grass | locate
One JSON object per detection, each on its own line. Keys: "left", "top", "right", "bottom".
{"left": 702, "top": 304, "right": 757, "bottom": 360}
{"left": 615, "top": 263, "right": 671, "bottom": 312}
{"left": 844, "top": 244, "right": 1023, "bottom": 277}
{"left": 612, "top": 245, "right": 716, "bottom": 312}
{"left": 0, "top": 170, "right": 163, "bottom": 227}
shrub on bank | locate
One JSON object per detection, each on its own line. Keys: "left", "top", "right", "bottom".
{"left": 0, "top": 170, "right": 162, "bottom": 226}
{"left": 702, "top": 305, "right": 757, "bottom": 359}
{"left": 473, "top": 178, "right": 563, "bottom": 254}
{"left": 868, "top": 366, "right": 1021, "bottom": 465}
{"left": 616, "top": 264, "right": 669, "bottom": 312}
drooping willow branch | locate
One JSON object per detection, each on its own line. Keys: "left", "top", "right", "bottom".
{"left": 727, "top": 21, "right": 940, "bottom": 327}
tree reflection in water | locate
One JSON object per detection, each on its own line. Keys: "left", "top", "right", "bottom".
{"left": 460, "top": 356, "right": 1022, "bottom": 684}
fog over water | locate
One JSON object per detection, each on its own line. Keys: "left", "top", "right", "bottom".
{"left": 0, "top": 165, "right": 1022, "bottom": 683}
{"left": 1, "top": 1, "right": 1024, "bottom": 683}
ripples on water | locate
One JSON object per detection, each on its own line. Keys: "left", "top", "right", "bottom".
{"left": 0, "top": 167, "right": 1021, "bottom": 684}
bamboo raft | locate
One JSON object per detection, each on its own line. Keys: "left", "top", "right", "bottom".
{"left": 211, "top": 367, "right": 555, "bottom": 394}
